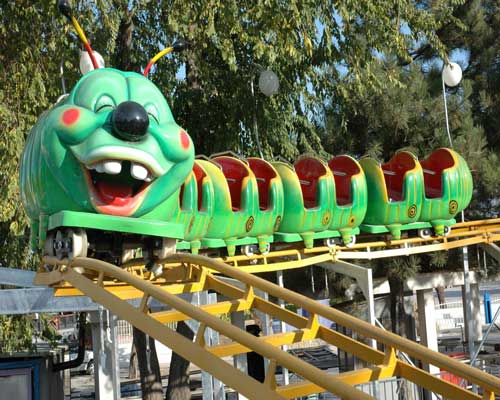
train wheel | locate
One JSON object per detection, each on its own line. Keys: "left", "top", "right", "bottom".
{"left": 344, "top": 235, "right": 356, "bottom": 248}
{"left": 242, "top": 244, "right": 259, "bottom": 257}
{"left": 121, "top": 249, "right": 135, "bottom": 264}
{"left": 418, "top": 228, "right": 432, "bottom": 239}
{"left": 68, "top": 229, "right": 88, "bottom": 259}
{"left": 155, "top": 238, "right": 177, "bottom": 260}
{"left": 49, "top": 229, "right": 88, "bottom": 260}
{"left": 260, "top": 243, "right": 271, "bottom": 255}
{"left": 44, "top": 232, "right": 56, "bottom": 257}
{"left": 323, "top": 238, "right": 339, "bottom": 249}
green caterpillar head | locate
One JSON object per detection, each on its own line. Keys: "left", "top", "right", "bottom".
{"left": 45, "top": 68, "right": 194, "bottom": 216}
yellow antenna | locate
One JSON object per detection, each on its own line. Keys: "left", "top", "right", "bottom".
{"left": 58, "top": 0, "right": 99, "bottom": 70}
{"left": 143, "top": 40, "right": 190, "bottom": 77}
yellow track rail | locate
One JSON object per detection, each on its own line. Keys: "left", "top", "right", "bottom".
{"left": 117, "top": 217, "right": 500, "bottom": 276}
{"left": 45, "top": 218, "right": 500, "bottom": 297}
{"left": 36, "top": 254, "right": 500, "bottom": 400}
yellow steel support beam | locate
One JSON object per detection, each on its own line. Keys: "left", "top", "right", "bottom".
{"left": 205, "top": 273, "right": 385, "bottom": 361}
{"left": 208, "top": 329, "right": 319, "bottom": 358}
{"left": 395, "top": 361, "right": 481, "bottom": 400}
{"left": 151, "top": 298, "right": 253, "bottom": 324}
{"left": 35, "top": 222, "right": 500, "bottom": 400}
{"left": 54, "top": 257, "right": 375, "bottom": 400}
{"left": 276, "top": 365, "right": 396, "bottom": 398}
{"left": 165, "top": 253, "right": 500, "bottom": 397}
{"left": 61, "top": 268, "right": 286, "bottom": 400}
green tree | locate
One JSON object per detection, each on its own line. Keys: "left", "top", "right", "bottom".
{"left": 1, "top": 0, "right": 468, "bottom": 398}
{"left": 321, "top": 2, "right": 498, "bottom": 327}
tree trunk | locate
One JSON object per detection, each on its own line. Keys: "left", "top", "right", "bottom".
{"left": 128, "top": 341, "right": 139, "bottom": 379}
{"left": 165, "top": 321, "right": 195, "bottom": 400}
{"left": 133, "top": 327, "right": 163, "bottom": 400}
{"left": 114, "top": 9, "right": 136, "bottom": 71}
{"left": 436, "top": 286, "right": 447, "bottom": 308}
{"left": 388, "top": 275, "right": 408, "bottom": 338}
{"left": 388, "top": 275, "right": 414, "bottom": 400}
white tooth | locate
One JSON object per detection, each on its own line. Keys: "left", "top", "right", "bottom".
{"left": 95, "top": 163, "right": 105, "bottom": 173}
{"left": 144, "top": 174, "right": 153, "bottom": 182}
{"left": 131, "top": 163, "right": 148, "bottom": 180}
{"left": 103, "top": 160, "right": 122, "bottom": 175}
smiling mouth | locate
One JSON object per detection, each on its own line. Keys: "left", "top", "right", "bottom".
{"left": 83, "top": 159, "right": 157, "bottom": 215}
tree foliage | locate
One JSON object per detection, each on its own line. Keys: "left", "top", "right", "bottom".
{"left": 0, "top": 0, "right": 488, "bottom": 373}
{"left": 319, "top": 0, "right": 499, "bottom": 331}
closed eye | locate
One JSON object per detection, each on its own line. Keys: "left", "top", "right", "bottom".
{"left": 95, "top": 104, "right": 114, "bottom": 113}
{"left": 148, "top": 112, "right": 159, "bottom": 124}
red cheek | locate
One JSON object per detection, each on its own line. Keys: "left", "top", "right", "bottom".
{"left": 180, "top": 130, "right": 190, "bottom": 149}
{"left": 62, "top": 108, "right": 80, "bottom": 125}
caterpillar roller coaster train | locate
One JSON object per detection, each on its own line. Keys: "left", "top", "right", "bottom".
{"left": 19, "top": 2, "right": 473, "bottom": 267}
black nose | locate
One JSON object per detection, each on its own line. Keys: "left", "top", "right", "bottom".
{"left": 112, "top": 101, "right": 149, "bottom": 141}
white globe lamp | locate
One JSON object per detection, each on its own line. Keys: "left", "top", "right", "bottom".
{"left": 258, "top": 69, "right": 279, "bottom": 97}
{"left": 79, "top": 50, "right": 105, "bottom": 75}
{"left": 442, "top": 62, "right": 462, "bottom": 87}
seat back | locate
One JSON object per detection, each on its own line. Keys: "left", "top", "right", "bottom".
{"left": 295, "top": 157, "right": 328, "bottom": 209}
{"left": 420, "top": 148, "right": 455, "bottom": 199}
{"left": 328, "top": 155, "right": 360, "bottom": 206}
{"left": 248, "top": 158, "right": 277, "bottom": 210}
{"left": 212, "top": 156, "right": 250, "bottom": 211}
{"left": 381, "top": 152, "right": 417, "bottom": 202}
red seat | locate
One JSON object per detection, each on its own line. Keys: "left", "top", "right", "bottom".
{"left": 212, "top": 156, "right": 249, "bottom": 211}
{"left": 381, "top": 152, "right": 417, "bottom": 202}
{"left": 248, "top": 158, "right": 277, "bottom": 211}
{"left": 295, "top": 157, "right": 328, "bottom": 209}
{"left": 328, "top": 155, "right": 360, "bottom": 206}
{"left": 421, "top": 149, "right": 455, "bottom": 199}
{"left": 179, "top": 162, "right": 207, "bottom": 211}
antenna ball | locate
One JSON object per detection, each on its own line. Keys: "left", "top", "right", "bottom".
{"left": 58, "top": 0, "right": 73, "bottom": 18}
{"left": 79, "top": 50, "right": 105, "bottom": 75}
{"left": 173, "top": 40, "right": 191, "bottom": 53}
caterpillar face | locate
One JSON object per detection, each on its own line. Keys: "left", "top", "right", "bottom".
{"left": 44, "top": 68, "right": 194, "bottom": 217}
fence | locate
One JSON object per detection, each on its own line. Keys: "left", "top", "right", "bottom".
{"left": 434, "top": 295, "right": 500, "bottom": 333}
{"left": 292, "top": 376, "right": 422, "bottom": 400}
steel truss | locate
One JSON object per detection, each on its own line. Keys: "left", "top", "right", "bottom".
{"left": 36, "top": 251, "right": 500, "bottom": 400}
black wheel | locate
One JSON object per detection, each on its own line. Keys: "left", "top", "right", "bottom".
{"left": 418, "top": 228, "right": 432, "bottom": 239}
{"left": 241, "top": 244, "right": 258, "bottom": 257}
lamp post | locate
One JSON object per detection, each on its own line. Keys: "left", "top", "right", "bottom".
{"left": 251, "top": 69, "right": 279, "bottom": 158}
{"left": 441, "top": 62, "right": 462, "bottom": 148}
{"left": 441, "top": 61, "right": 477, "bottom": 392}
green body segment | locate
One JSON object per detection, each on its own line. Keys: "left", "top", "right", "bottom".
{"left": 245, "top": 157, "right": 284, "bottom": 253}
{"left": 272, "top": 157, "right": 335, "bottom": 248}
{"left": 171, "top": 155, "right": 296, "bottom": 255}
{"left": 419, "top": 148, "right": 473, "bottom": 235}
{"left": 196, "top": 159, "right": 257, "bottom": 256}
{"left": 173, "top": 161, "right": 214, "bottom": 253}
{"left": 327, "top": 155, "right": 368, "bottom": 245}
{"left": 360, "top": 151, "right": 423, "bottom": 239}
